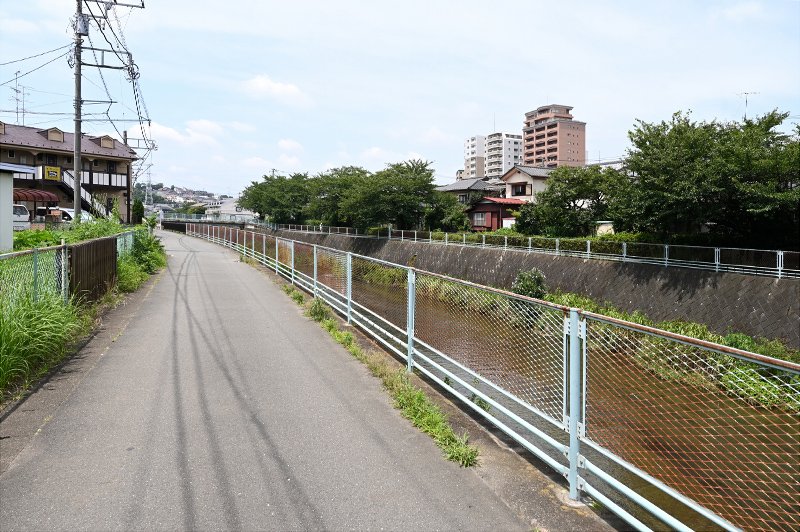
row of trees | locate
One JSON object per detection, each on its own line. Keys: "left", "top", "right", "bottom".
{"left": 516, "top": 110, "right": 799, "bottom": 248}
{"left": 238, "top": 160, "right": 470, "bottom": 231}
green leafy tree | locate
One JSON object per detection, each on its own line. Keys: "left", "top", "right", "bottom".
{"left": 423, "top": 191, "right": 470, "bottom": 231}
{"left": 306, "top": 166, "right": 370, "bottom": 226}
{"left": 341, "top": 160, "right": 436, "bottom": 230}
{"left": 620, "top": 110, "right": 799, "bottom": 246}
{"left": 132, "top": 198, "right": 144, "bottom": 224}
{"left": 517, "top": 166, "right": 628, "bottom": 237}
{"left": 239, "top": 172, "right": 310, "bottom": 223}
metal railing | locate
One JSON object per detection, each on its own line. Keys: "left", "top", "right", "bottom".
{"left": 248, "top": 222, "right": 798, "bottom": 279}
{"left": 187, "top": 223, "right": 800, "bottom": 532}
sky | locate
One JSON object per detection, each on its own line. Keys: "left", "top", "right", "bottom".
{"left": 1, "top": 0, "right": 799, "bottom": 195}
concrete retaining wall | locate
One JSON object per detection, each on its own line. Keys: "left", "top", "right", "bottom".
{"left": 274, "top": 230, "right": 800, "bottom": 348}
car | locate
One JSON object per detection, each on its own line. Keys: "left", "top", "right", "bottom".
{"left": 59, "top": 208, "right": 94, "bottom": 223}
{"left": 12, "top": 204, "right": 31, "bottom": 230}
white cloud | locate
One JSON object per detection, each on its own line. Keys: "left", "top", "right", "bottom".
{"left": 278, "top": 154, "right": 301, "bottom": 168}
{"left": 242, "top": 156, "right": 273, "bottom": 169}
{"left": 277, "top": 139, "right": 303, "bottom": 151}
{"left": 712, "top": 1, "right": 764, "bottom": 22}
{"left": 147, "top": 121, "right": 218, "bottom": 146}
{"left": 240, "top": 75, "right": 312, "bottom": 107}
{"left": 228, "top": 121, "right": 257, "bottom": 133}
{"left": 185, "top": 119, "right": 224, "bottom": 136}
{"left": 418, "top": 127, "right": 452, "bottom": 144}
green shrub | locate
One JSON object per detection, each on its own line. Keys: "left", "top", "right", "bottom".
{"left": 511, "top": 268, "right": 547, "bottom": 299}
{"left": 130, "top": 228, "right": 166, "bottom": 274}
{"left": 117, "top": 256, "right": 149, "bottom": 293}
{"left": 306, "top": 298, "right": 333, "bottom": 322}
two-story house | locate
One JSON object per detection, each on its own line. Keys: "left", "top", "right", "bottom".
{"left": 0, "top": 122, "right": 137, "bottom": 221}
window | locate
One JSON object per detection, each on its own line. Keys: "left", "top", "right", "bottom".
{"left": 7, "top": 150, "right": 15, "bottom": 158}
{"left": 20, "top": 155, "right": 28, "bottom": 164}
{"left": 93, "top": 159, "right": 100, "bottom": 167}
{"left": 65, "top": 156, "right": 73, "bottom": 164}
{"left": 46, "top": 155, "right": 57, "bottom": 166}
{"left": 511, "top": 183, "right": 530, "bottom": 196}
{"left": 473, "top": 212, "right": 486, "bottom": 225}
{"left": 458, "top": 193, "right": 468, "bottom": 204}
{"left": 37, "top": 153, "right": 44, "bottom": 161}
{"left": 108, "top": 161, "right": 117, "bottom": 173}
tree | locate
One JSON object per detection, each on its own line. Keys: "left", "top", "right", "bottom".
{"left": 132, "top": 198, "right": 144, "bottom": 224}
{"left": 516, "top": 166, "right": 628, "bottom": 237}
{"left": 306, "top": 166, "right": 369, "bottom": 226}
{"left": 341, "top": 159, "right": 437, "bottom": 230}
{"left": 621, "top": 110, "right": 799, "bottom": 246}
{"left": 239, "top": 172, "right": 310, "bottom": 223}
{"left": 423, "top": 191, "right": 470, "bottom": 232}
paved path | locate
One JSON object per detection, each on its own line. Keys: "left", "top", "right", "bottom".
{"left": 1, "top": 231, "right": 529, "bottom": 531}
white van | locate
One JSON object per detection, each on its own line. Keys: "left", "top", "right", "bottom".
{"left": 12, "top": 204, "right": 30, "bottom": 230}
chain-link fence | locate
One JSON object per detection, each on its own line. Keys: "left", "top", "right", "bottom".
{"left": 0, "top": 246, "right": 68, "bottom": 305}
{"left": 187, "top": 224, "right": 800, "bottom": 531}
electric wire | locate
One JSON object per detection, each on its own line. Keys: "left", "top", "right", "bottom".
{"left": 0, "top": 43, "right": 72, "bottom": 66}
{"left": 0, "top": 51, "right": 72, "bottom": 87}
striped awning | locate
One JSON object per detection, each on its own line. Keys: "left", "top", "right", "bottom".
{"left": 13, "top": 188, "right": 60, "bottom": 203}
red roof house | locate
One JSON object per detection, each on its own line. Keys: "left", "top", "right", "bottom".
{"left": 466, "top": 197, "right": 524, "bottom": 231}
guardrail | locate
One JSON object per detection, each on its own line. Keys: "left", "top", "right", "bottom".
{"left": 263, "top": 223, "right": 799, "bottom": 279}
{"left": 187, "top": 223, "right": 800, "bottom": 532}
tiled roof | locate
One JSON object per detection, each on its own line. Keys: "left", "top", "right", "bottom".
{"left": 481, "top": 197, "right": 525, "bottom": 205}
{"left": 0, "top": 122, "right": 137, "bottom": 160}
{"left": 509, "top": 165, "right": 553, "bottom": 179}
{"left": 436, "top": 177, "right": 490, "bottom": 192}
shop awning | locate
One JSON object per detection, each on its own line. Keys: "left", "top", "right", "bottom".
{"left": 13, "top": 188, "right": 60, "bottom": 203}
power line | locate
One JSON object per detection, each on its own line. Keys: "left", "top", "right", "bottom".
{"left": 0, "top": 43, "right": 72, "bottom": 66}
{"left": 0, "top": 51, "right": 71, "bottom": 87}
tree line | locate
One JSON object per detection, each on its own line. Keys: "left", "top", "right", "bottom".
{"left": 238, "top": 160, "right": 470, "bottom": 232}
{"left": 240, "top": 110, "right": 799, "bottom": 248}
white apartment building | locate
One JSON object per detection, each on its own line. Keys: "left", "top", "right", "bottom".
{"left": 484, "top": 132, "right": 523, "bottom": 179}
{"left": 462, "top": 135, "right": 486, "bottom": 179}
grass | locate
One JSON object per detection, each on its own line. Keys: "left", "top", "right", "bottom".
{"left": 295, "top": 290, "right": 479, "bottom": 466}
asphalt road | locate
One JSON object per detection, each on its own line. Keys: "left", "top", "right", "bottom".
{"left": 0, "top": 230, "right": 529, "bottom": 531}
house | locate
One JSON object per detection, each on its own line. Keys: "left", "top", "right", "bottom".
{"left": 466, "top": 197, "right": 525, "bottom": 231}
{"left": 500, "top": 165, "right": 553, "bottom": 202}
{"left": 0, "top": 122, "right": 138, "bottom": 221}
{"left": 436, "top": 177, "right": 500, "bottom": 204}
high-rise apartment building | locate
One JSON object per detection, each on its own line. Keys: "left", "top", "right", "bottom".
{"left": 484, "top": 132, "right": 523, "bottom": 179}
{"left": 522, "top": 104, "right": 586, "bottom": 168}
{"left": 462, "top": 135, "right": 486, "bottom": 179}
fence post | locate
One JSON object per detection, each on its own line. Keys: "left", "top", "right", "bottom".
{"left": 504, "top": 236, "right": 508, "bottom": 249}
{"left": 32, "top": 247, "right": 39, "bottom": 302}
{"left": 556, "top": 238, "right": 560, "bottom": 255}
{"left": 290, "top": 240, "right": 295, "bottom": 285}
{"left": 586, "top": 240, "right": 591, "bottom": 259}
{"left": 445, "top": 233, "right": 448, "bottom": 245}
{"left": 462, "top": 233, "right": 466, "bottom": 245}
{"left": 275, "top": 238, "right": 279, "bottom": 274}
{"left": 528, "top": 237, "right": 532, "bottom": 251}
{"left": 346, "top": 253, "right": 352, "bottom": 324}
{"left": 482, "top": 234, "right": 485, "bottom": 248}
{"left": 568, "top": 308, "right": 583, "bottom": 501}
{"left": 251, "top": 231, "right": 255, "bottom": 259}
{"left": 414, "top": 231, "right": 417, "bottom": 242}
{"left": 406, "top": 268, "right": 416, "bottom": 372}
{"left": 777, "top": 251, "right": 783, "bottom": 279}
{"left": 401, "top": 230, "right": 404, "bottom": 241}
{"left": 714, "top": 248, "right": 720, "bottom": 272}
{"left": 622, "top": 242, "right": 627, "bottom": 260}
{"left": 313, "top": 245, "right": 318, "bottom": 297}
{"left": 61, "top": 239, "right": 68, "bottom": 304}
{"left": 388, "top": 226, "right": 392, "bottom": 239}
{"left": 262, "top": 233, "right": 266, "bottom": 264}
{"left": 664, "top": 244, "right": 669, "bottom": 266}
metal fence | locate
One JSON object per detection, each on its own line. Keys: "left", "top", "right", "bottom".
{"left": 256, "top": 222, "right": 797, "bottom": 279}
{"left": 188, "top": 223, "right": 800, "bottom": 532}
{"left": 0, "top": 231, "right": 135, "bottom": 306}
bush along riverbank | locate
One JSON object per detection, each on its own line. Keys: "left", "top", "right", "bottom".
{"left": 0, "top": 222, "right": 166, "bottom": 401}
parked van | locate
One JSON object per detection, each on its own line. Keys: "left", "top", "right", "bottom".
{"left": 12, "top": 204, "right": 30, "bottom": 230}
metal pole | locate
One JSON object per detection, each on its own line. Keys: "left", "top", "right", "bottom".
{"left": 462, "top": 233, "right": 466, "bottom": 245}
{"left": 61, "top": 238, "right": 68, "bottom": 304}
{"left": 73, "top": 0, "right": 84, "bottom": 218}
{"left": 445, "top": 233, "right": 448, "bottom": 245}
{"left": 568, "top": 309, "right": 583, "bottom": 500}
{"left": 504, "top": 236, "right": 508, "bottom": 249}
{"left": 664, "top": 244, "right": 669, "bottom": 266}
{"left": 275, "top": 238, "right": 279, "bottom": 274}
{"left": 406, "top": 268, "right": 416, "bottom": 372}
{"left": 313, "top": 245, "right": 318, "bottom": 297}
{"left": 714, "top": 248, "right": 720, "bottom": 272}
{"left": 32, "top": 247, "right": 39, "bottom": 302}
{"left": 556, "top": 238, "right": 560, "bottom": 255}
{"left": 622, "top": 242, "right": 627, "bottom": 260}
{"left": 290, "top": 240, "right": 295, "bottom": 284}
{"left": 777, "top": 250, "right": 783, "bottom": 279}
{"left": 262, "top": 233, "right": 266, "bottom": 264}
{"left": 586, "top": 240, "right": 591, "bottom": 259}
{"left": 482, "top": 234, "right": 485, "bottom": 248}
{"left": 528, "top": 237, "right": 532, "bottom": 251}
{"left": 346, "top": 253, "right": 352, "bottom": 324}
{"left": 414, "top": 231, "right": 417, "bottom": 242}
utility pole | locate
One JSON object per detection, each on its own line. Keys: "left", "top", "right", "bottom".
{"left": 738, "top": 91, "right": 759, "bottom": 120}
{"left": 73, "top": 0, "right": 87, "bottom": 218}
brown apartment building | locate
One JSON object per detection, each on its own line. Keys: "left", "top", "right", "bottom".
{"left": 522, "top": 104, "right": 585, "bottom": 167}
